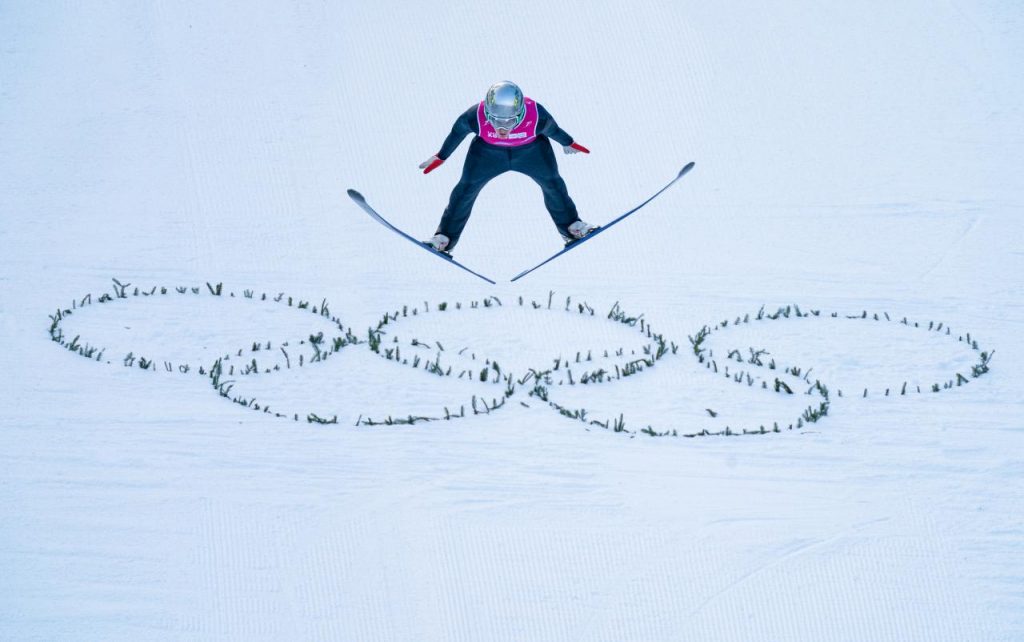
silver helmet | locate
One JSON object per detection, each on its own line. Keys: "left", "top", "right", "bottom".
{"left": 484, "top": 81, "right": 525, "bottom": 130}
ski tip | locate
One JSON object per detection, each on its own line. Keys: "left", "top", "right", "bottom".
{"left": 678, "top": 161, "right": 696, "bottom": 178}
{"left": 346, "top": 189, "right": 365, "bottom": 202}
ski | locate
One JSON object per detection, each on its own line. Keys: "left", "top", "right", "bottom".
{"left": 347, "top": 189, "right": 496, "bottom": 285}
{"left": 510, "top": 161, "right": 696, "bottom": 282}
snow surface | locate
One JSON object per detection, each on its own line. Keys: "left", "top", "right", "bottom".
{"left": 2, "top": 1, "right": 1023, "bottom": 640}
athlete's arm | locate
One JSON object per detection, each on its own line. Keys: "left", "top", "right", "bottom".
{"left": 536, "top": 103, "right": 574, "bottom": 147}
{"left": 437, "top": 106, "right": 479, "bottom": 160}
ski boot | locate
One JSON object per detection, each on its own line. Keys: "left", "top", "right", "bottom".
{"left": 423, "top": 233, "right": 452, "bottom": 256}
{"left": 563, "top": 220, "right": 598, "bottom": 246}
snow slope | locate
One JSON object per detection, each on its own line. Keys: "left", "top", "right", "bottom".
{"left": 1, "top": 1, "right": 1022, "bottom": 639}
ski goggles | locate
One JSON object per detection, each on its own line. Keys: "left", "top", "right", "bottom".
{"left": 486, "top": 110, "right": 524, "bottom": 132}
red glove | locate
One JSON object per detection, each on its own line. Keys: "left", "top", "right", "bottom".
{"left": 563, "top": 142, "right": 590, "bottom": 154}
{"left": 419, "top": 155, "right": 444, "bottom": 174}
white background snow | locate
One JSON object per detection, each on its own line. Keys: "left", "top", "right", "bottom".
{"left": 2, "top": 1, "right": 1023, "bottom": 640}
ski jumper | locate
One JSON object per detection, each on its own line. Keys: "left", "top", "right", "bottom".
{"left": 433, "top": 98, "right": 582, "bottom": 250}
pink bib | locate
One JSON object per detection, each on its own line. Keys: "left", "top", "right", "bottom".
{"left": 477, "top": 97, "right": 539, "bottom": 147}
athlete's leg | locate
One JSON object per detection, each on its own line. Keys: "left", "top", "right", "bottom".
{"left": 435, "top": 140, "right": 507, "bottom": 250}
{"left": 511, "top": 139, "right": 581, "bottom": 239}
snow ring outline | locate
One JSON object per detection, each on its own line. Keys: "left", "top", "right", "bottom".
{"left": 49, "top": 280, "right": 361, "bottom": 421}
{"left": 364, "top": 294, "right": 675, "bottom": 386}
{"left": 690, "top": 304, "right": 993, "bottom": 400}
{"left": 350, "top": 293, "right": 677, "bottom": 427}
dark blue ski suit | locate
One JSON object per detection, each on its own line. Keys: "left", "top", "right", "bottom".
{"left": 433, "top": 103, "right": 582, "bottom": 251}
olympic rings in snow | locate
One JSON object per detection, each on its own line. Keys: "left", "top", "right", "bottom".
{"left": 49, "top": 280, "right": 994, "bottom": 437}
